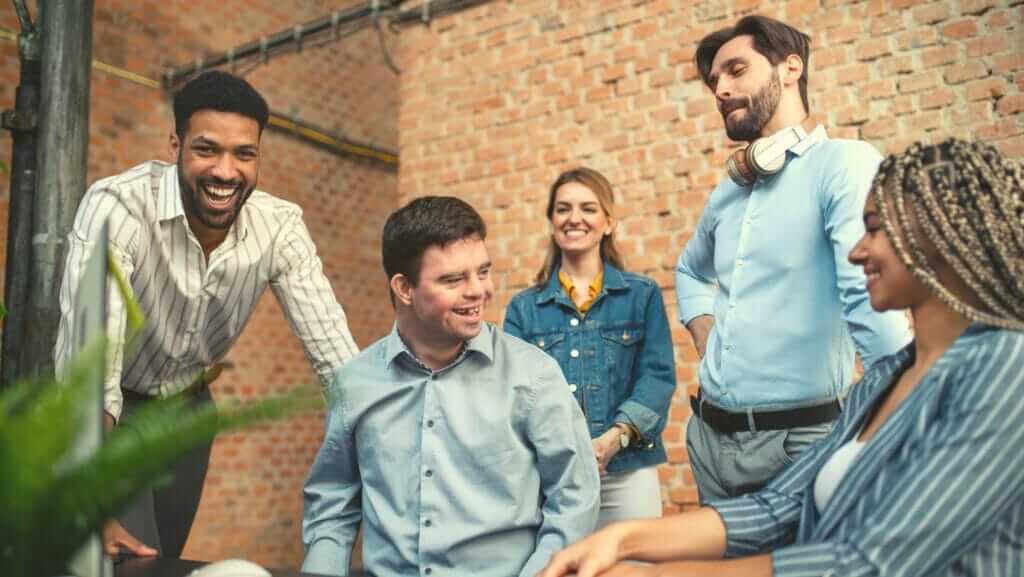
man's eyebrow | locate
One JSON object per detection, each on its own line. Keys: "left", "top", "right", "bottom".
{"left": 708, "top": 56, "right": 746, "bottom": 85}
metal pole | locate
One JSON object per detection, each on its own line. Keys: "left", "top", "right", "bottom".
{"left": 1, "top": 2, "right": 40, "bottom": 387}
{"left": 21, "top": 0, "right": 95, "bottom": 381}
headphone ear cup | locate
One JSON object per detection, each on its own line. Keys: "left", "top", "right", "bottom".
{"left": 727, "top": 146, "right": 755, "bottom": 187}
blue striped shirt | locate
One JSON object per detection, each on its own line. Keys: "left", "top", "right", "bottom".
{"left": 711, "top": 324, "right": 1024, "bottom": 576}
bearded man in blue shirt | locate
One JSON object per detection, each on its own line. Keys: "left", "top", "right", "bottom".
{"left": 302, "top": 196, "right": 600, "bottom": 577}
{"left": 675, "top": 15, "right": 912, "bottom": 503}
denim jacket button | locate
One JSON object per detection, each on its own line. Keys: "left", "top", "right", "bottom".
{"left": 568, "top": 384, "right": 577, "bottom": 393}
{"left": 570, "top": 349, "right": 580, "bottom": 358}
{"left": 570, "top": 318, "right": 579, "bottom": 327}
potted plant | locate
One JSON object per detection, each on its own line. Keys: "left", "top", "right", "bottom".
{"left": 0, "top": 260, "right": 319, "bottom": 576}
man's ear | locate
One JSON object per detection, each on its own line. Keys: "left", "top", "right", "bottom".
{"left": 782, "top": 54, "right": 803, "bottom": 86}
{"left": 390, "top": 274, "right": 414, "bottom": 306}
{"left": 169, "top": 131, "right": 181, "bottom": 161}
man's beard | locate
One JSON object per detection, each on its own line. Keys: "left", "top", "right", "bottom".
{"left": 178, "top": 157, "right": 253, "bottom": 231}
{"left": 723, "top": 71, "right": 782, "bottom": 142}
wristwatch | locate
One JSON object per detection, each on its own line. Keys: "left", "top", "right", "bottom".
{"left": 614, "top": 423, "right": 631, "bottom": 449}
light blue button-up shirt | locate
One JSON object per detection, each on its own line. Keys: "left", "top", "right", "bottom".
{"left": 675, "top": 127, "right": 912, "bottom": 410}
{"left": 302, "top": 322, "right": 599, "bottom": 577}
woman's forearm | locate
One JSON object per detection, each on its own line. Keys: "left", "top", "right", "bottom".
{"left": 617, "top": 506, "right": 729, "bottom": 563}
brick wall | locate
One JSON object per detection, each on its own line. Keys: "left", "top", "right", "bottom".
{"left": 2, "top": 0, "right": 1021, "bottom": 569}
{"left": 397, "top": 0, "right": 1022, "bottom": 514}
{"left": 1, "top": 0, "right": 398, "bottom": 567}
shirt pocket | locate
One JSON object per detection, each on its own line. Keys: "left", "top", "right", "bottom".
{"left": 600, "top": 327, "right": 645, "bottom": 388}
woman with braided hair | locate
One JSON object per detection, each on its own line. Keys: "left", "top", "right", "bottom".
{"left": 538, "top": 138, "right": 1023, "bottom": 577}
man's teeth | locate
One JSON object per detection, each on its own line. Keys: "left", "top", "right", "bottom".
{"left": 205, "top": 185, "right": 236, "bottom": 199}
{"left": 455, "top": 306, "right": 480, "bottom": 315}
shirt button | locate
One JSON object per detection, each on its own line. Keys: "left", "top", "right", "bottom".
{"left": 426, "top": 420, "right": 434, "bottom": 428}
{"left": 570, "top": 349, "right": 580, "bottom": 358}
{"left": 736, "top": 260, "right": 744, "bottom": 267}
{"left": 425, "top": 469, "right": 433, "bottom": 477}
{"left": 425, "top": 569, "right": 432, "bottom": 575}
{"left": 569, "top": 384, "right": 577, "bottom": 393}
{"left": 570, "top": 318, "right": 579, "bottom": 327}
{"left": 424, "top": 519, "right": 432, "bottom": 527}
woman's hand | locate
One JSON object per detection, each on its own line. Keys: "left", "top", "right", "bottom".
{"left": 592, "top": 428, "right": 624, "bottom": 476}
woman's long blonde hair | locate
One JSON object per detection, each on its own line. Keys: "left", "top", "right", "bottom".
{"left": 534, "top": 167, "right": 625, "bottom": 288}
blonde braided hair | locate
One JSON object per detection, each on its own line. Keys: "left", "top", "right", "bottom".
{"left": 872, "top": 139, "right": 1024, "bottom": 331}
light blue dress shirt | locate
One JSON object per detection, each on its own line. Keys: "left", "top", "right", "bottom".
{"left": 302, "top": 322, "right": 600, "bottom": 577}
{"left": 675, "top": 126, "right": 912, "bottom": 410}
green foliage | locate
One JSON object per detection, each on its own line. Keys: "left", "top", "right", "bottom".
{"left": 0, "top": 255, "right": 322, "bottom": 576}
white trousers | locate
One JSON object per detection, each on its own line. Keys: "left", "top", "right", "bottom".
{"left": 596, "top": 466, "right": 662, "bottom": 529}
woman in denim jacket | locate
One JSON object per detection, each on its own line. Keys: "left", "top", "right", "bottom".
{"left": 504, "top": 167, "right": 677, "bottom": 528}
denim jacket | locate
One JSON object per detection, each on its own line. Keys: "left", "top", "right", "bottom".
{"left": 504, "top": 262, "right": 677, "bottom": 474}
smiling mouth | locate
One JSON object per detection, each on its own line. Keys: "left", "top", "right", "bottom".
{"left": 563, "top": 229, "right": 589, "bottom": 238}
{"left": 201, "top": 182, "right": 241, "bottom": 210}
{"left": 453, "top": 305, "right": 481, "bottom": 318}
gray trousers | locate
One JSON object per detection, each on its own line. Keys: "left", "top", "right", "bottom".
{"left": 685, "top": 409, "right": 832, "bottom": 504}
{"left": 119, "top": 387, "right": 214, "bottom": 557}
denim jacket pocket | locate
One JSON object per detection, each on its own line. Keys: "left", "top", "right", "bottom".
{"left": 531, "top": 332, "right": 566, "bottom": 356}
{"left": 600, "top": 327, "right": 645, "bottom": 390}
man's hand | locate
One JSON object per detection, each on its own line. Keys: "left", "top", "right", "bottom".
{"left": 539, "top": 524, "right": 628, "bottom": 577}
{"left": 685, "top": 315, "right": 714, "bottom": 360}
{"left": 592, "top": 429, "right": 623, "bottom": 476}
{"left": 103, "top": 519, "right": 158, "bottom": 558}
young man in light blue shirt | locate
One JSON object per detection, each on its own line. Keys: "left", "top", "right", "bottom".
{"left": 302, "top": 196, "right": 600, "bottom": 577}
{"left": 676, "top": 15, "right": 912, "bottom": 503}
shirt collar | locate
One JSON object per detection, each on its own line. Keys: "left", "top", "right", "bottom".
{"left": 384, "top": 321, "right": 495, "bottom": 371}
{"left": 538, "top": 260, "right": 628, "bottom": 305}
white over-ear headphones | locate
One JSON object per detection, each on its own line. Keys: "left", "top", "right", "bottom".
{"left": 726, "top": 125, "right": 808, "bottom": 187}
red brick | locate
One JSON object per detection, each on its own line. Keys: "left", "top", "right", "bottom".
{"left": 920, "top": 88, "right": 956, "bottom": 110}
{"left": 855, "top": 38, "right": 893, "bottom": 61}
{"left": 942, "top": 19, "right": 979, "bottom": 39}
{"left": 898, "top": 70, "right": 941, "bottom": 94}
{"left": 912, "top": 2, "right": 951, "bottom": 24}
{"left": 944, "top": 60, "right": 989, "bottom": 84}
{"left": 920, "top": 44, "right": 960, "bottom": 68}
{"left": 966, "top": 78, "right": 1008, "bottom": 102}
{"left": 997, "top": 95, "right": 1024, "bottom": 116}
{"left": 966, "top": 32, "right": 1010, "bottom": 58}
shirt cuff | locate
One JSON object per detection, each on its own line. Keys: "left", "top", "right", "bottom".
{"left": 302, "top": 538, "right": 350, "bottom": 577}
{"left": 613, "top": 400, "right": 662, "bottom": 447}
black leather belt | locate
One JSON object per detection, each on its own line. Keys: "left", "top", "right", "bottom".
{"left": 690, "top": 393, "right": 840, "bottom": 434}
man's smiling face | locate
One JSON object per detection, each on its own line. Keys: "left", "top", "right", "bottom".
{"left": 172, "top": 109, "right": 261, "bottom": 233}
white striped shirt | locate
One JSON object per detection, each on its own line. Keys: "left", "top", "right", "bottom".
{"left": 55, "top": 161, "right": 359, "bottom": 420}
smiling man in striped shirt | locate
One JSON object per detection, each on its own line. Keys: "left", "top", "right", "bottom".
{"left": 54, "top": 71, "right": 360, "bottom": 560}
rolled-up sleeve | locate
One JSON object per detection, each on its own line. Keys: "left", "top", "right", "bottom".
{"left": 675, "top": 200, "right": 717, "bottom": 324}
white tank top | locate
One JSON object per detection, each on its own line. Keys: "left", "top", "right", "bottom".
{"left": 814, "top": 434, "right": 867, "bottom": 513}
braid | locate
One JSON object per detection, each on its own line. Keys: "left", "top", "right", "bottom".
{"left": 872, "top": 138, "right": 1024, "bottom": 331}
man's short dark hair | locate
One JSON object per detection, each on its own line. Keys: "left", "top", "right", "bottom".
{"left": 173, "top": 70, "right": 270, "bottom": 139}
{"left": 695, "top": 15, "right": 811, "bottom": 113}
{"left": 382, "top": 196, "right": 487, "bottom": 289}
